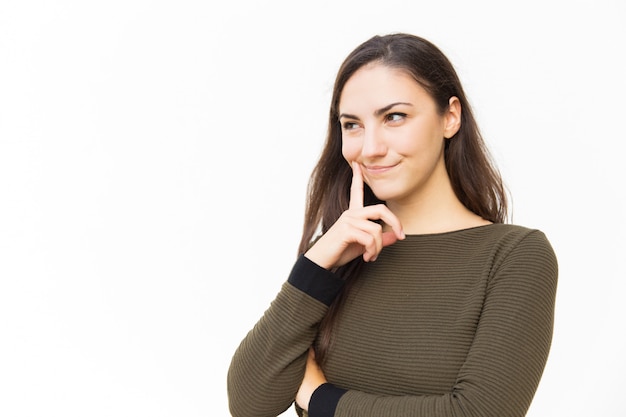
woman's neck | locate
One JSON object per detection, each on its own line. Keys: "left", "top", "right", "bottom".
{"left": 385, "top": 183, "right": 491, "bottom": 235}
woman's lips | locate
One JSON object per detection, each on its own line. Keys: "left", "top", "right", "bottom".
{"left": 364, "top": 163, "right": 398, "bottom": 175}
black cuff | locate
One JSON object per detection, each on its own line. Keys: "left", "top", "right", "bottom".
{"left": 308, "top": 383, "right": 347, "bottom": 417}
{"left": 287, "top": 255, "right": 344, "bottom": 306}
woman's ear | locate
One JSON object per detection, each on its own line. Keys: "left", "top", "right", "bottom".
{"left": 443, "top": 96, "right": 462, "bottom": 139}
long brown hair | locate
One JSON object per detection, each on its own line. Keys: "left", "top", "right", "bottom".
{"left": 298, "top": 33, "right": 508, "bottom": 362}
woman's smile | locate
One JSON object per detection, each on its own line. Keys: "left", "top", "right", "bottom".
{"left": 363, "top": 162, "right": 399, "bottom": 175}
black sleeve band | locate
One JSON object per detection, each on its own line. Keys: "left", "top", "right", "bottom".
{"left": 308, "top": 383, "right": 347, "bottom": 417}
{"left": 287, "top": 255, "right": 344, "bottom": 306}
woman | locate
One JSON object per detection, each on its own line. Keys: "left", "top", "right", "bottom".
{"left": 227, "top": 33, "right": 558, "bottom": 417}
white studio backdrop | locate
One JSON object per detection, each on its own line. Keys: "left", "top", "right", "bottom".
{"left": 0, "top": 1, "right": 624, "bottom": 416}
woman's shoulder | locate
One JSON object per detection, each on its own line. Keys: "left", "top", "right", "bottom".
{"left": 480, "top": 223, "right": 558, "bottom": 271}
{"left": 399, "top": 223, "right": 556, "bottom": 262}
{"left": 471, "top": 223, "right": 554, "bottom": 250}
{"left": 430, "top": 223, "right": 557, "bottom": 267}
{"left": 403, "top": 223, "right": 551, "bottom": 245}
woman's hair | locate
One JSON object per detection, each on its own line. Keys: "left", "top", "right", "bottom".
{"left": 298, "top": 33, "right": 508, "bottom": 362}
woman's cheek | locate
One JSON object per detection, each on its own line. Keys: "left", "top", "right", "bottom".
{"left": 341, "top": 140, "right": 360, "bottom": 162}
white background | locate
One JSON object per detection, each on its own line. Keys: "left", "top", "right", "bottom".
{"left": 1, "top": 1, "right": 624, "bottom": 416}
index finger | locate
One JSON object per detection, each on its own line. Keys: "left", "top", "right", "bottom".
{"left": 349, "top": 161, "right": 364, "bottom": 210}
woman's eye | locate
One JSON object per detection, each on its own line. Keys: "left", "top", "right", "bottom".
{"left": 386, "top": 113, "right": 406, "bottom": 123}
{"left": 342, "top": 121, "right": 360, "bottom": 130}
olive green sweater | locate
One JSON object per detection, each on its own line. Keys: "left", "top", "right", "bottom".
{"left": 227, "top": 224, "right": 558, "bottom": 417}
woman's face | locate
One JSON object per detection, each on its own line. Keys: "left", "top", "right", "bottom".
{"left": 339, "top": 63, "right": 460, "bottom": 206}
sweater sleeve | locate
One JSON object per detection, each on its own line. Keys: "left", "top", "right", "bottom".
{"left": 308, "top": 230, "right": 558, "bottom": 417}
{"left": 227, "top": 255, "right": 345, "bottom": 417}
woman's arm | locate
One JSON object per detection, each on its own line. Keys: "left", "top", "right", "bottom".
{"left": 227, "top": 255, "right": 344, "bottom": 417}
{"left": 302, "top": 230, "right": 558, "bottom": 417}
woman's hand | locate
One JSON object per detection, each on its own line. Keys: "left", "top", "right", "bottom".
{"left": 305, "top": 162, "right": 405, "bottom": 270}
{"left": 296, "top": 348, "right": 327, "bottom": 411}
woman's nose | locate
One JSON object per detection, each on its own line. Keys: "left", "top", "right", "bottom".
{"left": 361, "top": 126, "right": 387, "bottom": 158}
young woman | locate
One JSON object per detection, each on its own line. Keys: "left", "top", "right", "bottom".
{"left": 227, "top": 33, "right": 558, "bottom": 417}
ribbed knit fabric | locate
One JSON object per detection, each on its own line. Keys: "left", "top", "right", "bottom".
{"left": 227, "top": 224, "right": 558, "bottom": 417}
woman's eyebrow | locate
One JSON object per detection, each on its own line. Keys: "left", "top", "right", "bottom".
{"left": 339, "top": 102, "right": 412, "bottom": 120}
{"left": 338, "top": 112, "right": 359, "bottom": 120}
{"left": 374, "top": 102, "right": 412, "bottom": 116}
